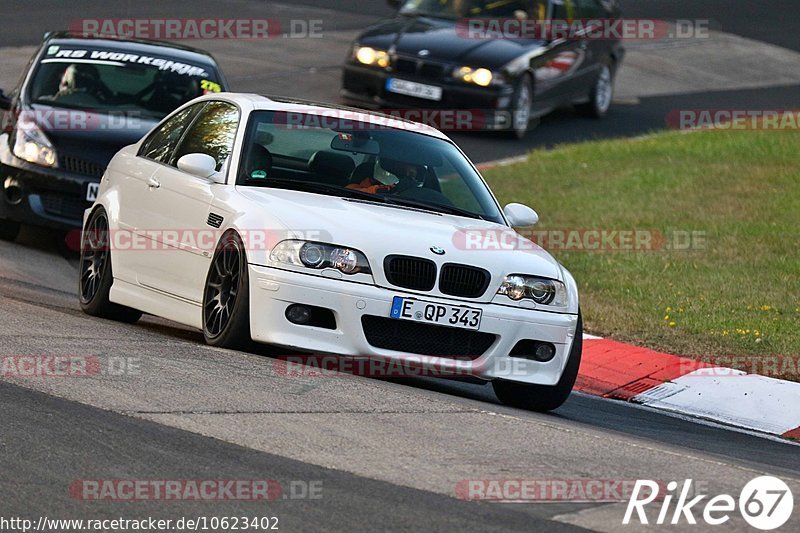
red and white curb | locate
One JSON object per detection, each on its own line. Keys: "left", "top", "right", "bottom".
{"left": 577, "top": 334, "right": 800, "bottom": 440}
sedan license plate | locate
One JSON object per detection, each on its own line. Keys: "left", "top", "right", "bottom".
{"left": 385, "top": 78, "right": 443, "bottom": 101}
{"left": 86, "top": 182, "right": 100, "bottom": 202}
{"left": 390, "top": 296, "right": 482, "bottom": 331}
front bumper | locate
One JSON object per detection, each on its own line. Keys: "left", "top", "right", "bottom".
{"left": 341, "top": 64, "right": 516, "bottom": 131}
{"left": 249, "top": 264, "right": 579, "bottom": 385}
{"left": 0, "top": 149, "right": 97, "bottom": 230}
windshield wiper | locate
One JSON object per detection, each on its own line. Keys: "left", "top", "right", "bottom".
{"left": 384, "top": 196, "right": 487, "bottom": 221}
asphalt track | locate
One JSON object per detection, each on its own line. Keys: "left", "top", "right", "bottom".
{"left": 1, "top": 2, "right": 799, "bottom": 531}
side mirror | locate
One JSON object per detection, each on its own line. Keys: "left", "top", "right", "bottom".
{"left": 387, "top": 0, "right": 403, "bottom": 8}
{"left": 0, "top": 89, "right": 12, "bottom": 111}
{"left": 177, "top": 153, "right": 224, "bottom": 183}
{"left": 504, "top": 203, "right": 539, "bottom": 227}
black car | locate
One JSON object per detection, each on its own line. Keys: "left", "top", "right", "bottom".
{"left": 0, "top": 32, "right": 229, "bottom": 239}
{"left": 342, "top": 0, "right": 624, "bottom": 138}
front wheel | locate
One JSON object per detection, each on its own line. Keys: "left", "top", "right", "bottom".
{"left": 492, "top": 313, "right": 582, "bottom": 412}
{"left": 576, "top": 63, "right": 614, "bottom": 118}
{"left": 507, "top": 75, "right": 538, "bottom": 139}
{"left": 79, "top": 208, "right": 142, "bottom": 323}
{"left": 202, "top": 231, "right": 252, "bottom": 350}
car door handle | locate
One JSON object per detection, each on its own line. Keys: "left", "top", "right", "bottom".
{"left": 147, "top": 176, "right": 161, "bottom": 189}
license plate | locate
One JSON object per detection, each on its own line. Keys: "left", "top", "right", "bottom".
{"left": 386, "top": 78, "right": 443, "bottom": 101}
{"left": 390, "top": 296, "right": 482, "bottom": 331}
{"left": 86, "top": 182, "right": 100, "bottom": 202}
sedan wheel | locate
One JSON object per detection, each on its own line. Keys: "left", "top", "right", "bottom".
{"left": 202, "top": 231, "right": 251, "bottom": 349}
{"left": 79, "top": 208, "right": 142, "bottom": 323}
{"left": 577, "top": 64, "right": 614, "bottom": 118}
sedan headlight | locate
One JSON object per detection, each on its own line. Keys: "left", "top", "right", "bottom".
{"left": 453, "top": 66, "right": 494, "bottom": 87}
{"left": 13, "top": 120, "right": 57, "bottom": 168}
{"left": 497, "top": 275, "right": 567, "bottom": 306}
{"left": 270, "top": 240, "right": 371, "bottom": 275}
{"left": 354, "top": 46, "right": 390, "bottom": 68}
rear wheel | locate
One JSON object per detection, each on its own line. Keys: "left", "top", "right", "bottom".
{"left": 577, "top": 63, "right": 614, "bottom": 118}
{"left": 202, "top": 231, "right": 252, "bottom": 350}
{"left": 79, "top": 208, "right": 142, "bottom": 323}
{"left": 0, "top": 219, "right": 20, "bottom": 242}
{"left": 492, "top": 313, "right": 582, "bottom": 412}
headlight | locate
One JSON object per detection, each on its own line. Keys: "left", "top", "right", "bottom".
{"left": 354, "top": 46, "right": 390, "bottom": 68}
{"left": 270, "top": 240, "right": 371, "bottom": 275}
{"left": 453, "top": 66, "right": 494, "bottom": 87}
{"left": 498, "top": 275, "right": 567, "bottom": 306}
{"left": 13, "top": 120, "right": 57, "bottom": 168}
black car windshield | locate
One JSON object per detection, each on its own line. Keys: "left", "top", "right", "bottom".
{"left": 28, "top": 46, "right": 223, "bottom": 118}
{"left": 400, "top": 0, "right": 546, "bottom": 20}
{"left": 239, "top": 110, "right": 504, "bottom": 224}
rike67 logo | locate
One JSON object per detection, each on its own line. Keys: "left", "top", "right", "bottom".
{"left": 624, "top": 477, "right": 794, "bottom": 530}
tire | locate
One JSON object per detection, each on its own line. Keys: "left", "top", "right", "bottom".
{"left": 78, "top": 208, "right": 142, "bottom": 323}
{"left": 576, "top": 63, "right": 614, "bottom": 119}
{"left": 202, "top": 230, "right": 252, "bottom": 350}
{"left": 492, "top": 312, "right": 583, "bottom": 412}
{"left": 507, "top": 74, "right": 537, "bottom": 139}
{"left": 0, "top": 219, "right": 20, "bottom": 242}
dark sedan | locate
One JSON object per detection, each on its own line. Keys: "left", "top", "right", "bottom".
{"left": 0, "top": 32, "right": 228, "bottom": 239}
{"left": 342, "top": 0, "right": 624, "bottom": 138}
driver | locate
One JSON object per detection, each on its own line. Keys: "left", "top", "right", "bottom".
{"left": 346, "top": 157, "right": 424, "bottom": 194}
{"left": 56, "top": 63, "right": 110, "bottom": 101}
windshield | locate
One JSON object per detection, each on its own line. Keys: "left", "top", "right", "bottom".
{"left": 238, "top": 111, "right": 504, "bottom": 223}
{"left": 27, "top": 46, "right": 223, "bottom": 118}
{"left": 399, "top": 0, "right": 546, "bottom": 19}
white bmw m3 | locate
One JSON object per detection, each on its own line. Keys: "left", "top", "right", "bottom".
{"left": 79, "top": 93, "right": 582, "bottom": 411}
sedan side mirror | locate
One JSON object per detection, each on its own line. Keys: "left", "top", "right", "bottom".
{"left": 504, "top": 203, "right": 539, "bottom": 227}
{"left": 177, "top": 153, "right": 225, "bottom": 184}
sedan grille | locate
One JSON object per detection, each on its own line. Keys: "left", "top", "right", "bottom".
{"left": 361, "top": 315, "right": 495, "bottom": 358}
{"left": 60, "top": 156, "right": 105, "bottom": 179}
{"left": 384, "top": 255, "right": 436, "bottom": 291}
{"left": 392, "top": 57, "right": 446, "bottom": 79}
{"left": 439, "top": 264, "right": 491, "bottom": 298}
{"left": 39, "top": 192, "right": 87, "bottom": 221}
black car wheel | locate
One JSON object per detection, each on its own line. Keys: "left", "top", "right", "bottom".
{"left": 492, "top": 312, "right": 583, "bottom": 412}
{"left": 509, "top": 74, "right": 537, "bottom": 139}
{"left": 79, "top": 208, "right": 142, "bottom": 323}
{"left": 577, "top": 63, "right": 614, "bottom": 118}
{"left": 202, "top": 231, "right": 251, "bottom": 349}
{"left": 0, "top": 219, "right": 20, "bottom": 242}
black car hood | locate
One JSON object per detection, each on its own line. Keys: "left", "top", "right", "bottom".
{"left": 358, "top": 16, "right": 545, "bottom": 68}
{"left": 29, "top": 103, "right": 158, "bottom": 165}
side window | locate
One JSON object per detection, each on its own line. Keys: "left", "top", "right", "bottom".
{"left": 139, "top": 104, "right": 203, "bottom": 163}
{"left": 172, "top": 101, "right": 239, "bottom": 171}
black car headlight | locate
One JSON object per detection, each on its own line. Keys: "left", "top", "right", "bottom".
{"left": 12, "top": 120, "right": 57, "bottom": 168}
{"left": 271, "top": 240, "right": 372, "bottom": 275}
{"left": 453, "top": 66, "right": 494, "bottom": 87}
{"left": 353, "top": 45, "right": 390, "bottom": 68}
{"left": 497, "top": 275, "right": 567, "bottom": 306}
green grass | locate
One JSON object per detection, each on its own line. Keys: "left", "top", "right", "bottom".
{"left": 482, "top": 129, "right": 800, "bottom": 375}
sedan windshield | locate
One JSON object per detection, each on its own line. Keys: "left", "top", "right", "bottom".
{"left": 28, "top": 48, "right": 223, "bottom": 118}
{"left": 400, "top": 0, "right": 546, "bottom": 19}
{"left": 239, "top": 110, "right": 503, "bottom": 223}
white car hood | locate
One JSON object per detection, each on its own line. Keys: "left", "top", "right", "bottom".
{"left": 236, "top": 187, "right": 562, "bottom": 299}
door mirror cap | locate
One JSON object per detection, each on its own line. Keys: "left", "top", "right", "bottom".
{"left": 177, "top": 153, "right": 225, "bottom": 183}
{"left": 503, "top": 203, "right": 539, "bottom": 227}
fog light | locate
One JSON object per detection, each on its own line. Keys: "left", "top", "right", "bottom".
{"left": 533, "top": 343, "right": 556, "bottom": 362}
{"left": 286, "top": 304, "right": 312, "bottom": 325}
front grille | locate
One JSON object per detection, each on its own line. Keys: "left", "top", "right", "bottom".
{"left": 61, "top": 156, "right": 105, "bottom": 179}
{"left": 439, "top": 264, "right": 491, "bottom": 298}
{"left": 361, "top": 315, "right": 496, "bottom": 358}
{"left": 392, "top": 57, "right": 446, "bottom": 79}
{"left": 39, "top": 192, "right": 87, "bottom": 221}
{"left": 384, "top": 255, "right": 436, "bottom": 291}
